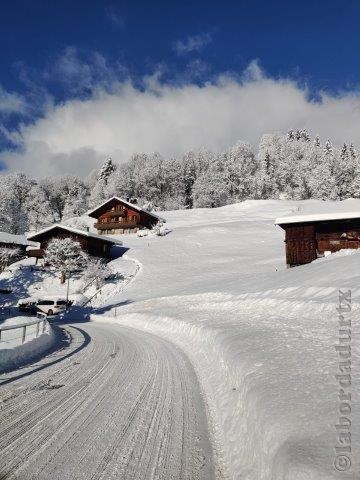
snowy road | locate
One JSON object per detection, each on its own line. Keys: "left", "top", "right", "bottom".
{"left": 0, "top": 322, "right": 214, "bottom": 480}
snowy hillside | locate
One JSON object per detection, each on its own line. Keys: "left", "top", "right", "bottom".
{"left": 92, "top": 199, "right": 360, "bottom": 479}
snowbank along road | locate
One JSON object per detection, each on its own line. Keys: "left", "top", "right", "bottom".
{"left": 0, "top": 321, "right": 215, "bottom": 480}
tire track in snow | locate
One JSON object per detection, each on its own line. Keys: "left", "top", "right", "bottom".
{"left": 0, "top": 321, "right": 214, "bottom": 480}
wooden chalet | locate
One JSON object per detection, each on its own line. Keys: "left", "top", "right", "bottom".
{"left": 275, "top": 211, "right": 360, "bottom": 267}
{"left": 27, "top": 224, "right": 121, "bottom": 260}
{"left": 87, "top": 197, "right": 163, "bottom": 235}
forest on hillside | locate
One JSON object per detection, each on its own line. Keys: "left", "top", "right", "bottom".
{"left": 0, "top": 129, "right": 359, "bottom": 234}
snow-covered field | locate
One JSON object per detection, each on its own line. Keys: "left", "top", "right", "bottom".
{"left": 1, "top": 198, "right": 360, "bottom": 479}
{"left": 91, "top": 199, "right": 360, "bottom": 479}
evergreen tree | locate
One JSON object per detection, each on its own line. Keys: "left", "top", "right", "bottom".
{"left": 99, "top": 157, "right": 117, "bottom": 184}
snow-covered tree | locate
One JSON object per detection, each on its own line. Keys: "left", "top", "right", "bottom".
{"left": 82, "top": 259, "right": 112, "bottom": 290}
{"left": 0, "top": 173, "right": 33, "bottom": 234}
{"left": 45, "top": 238, "right": 88, "bottom": 283}
{"left": 334, "top": 143, "right": 357, "bottom": 199}
{"left": 88, "top": 158, "right": 118, "bottom": 207}
{"left": 26, "top": 184, "right": 53, "bottom": 231}
{"left": 191, "top": 170, "right": 229, "bottom": 208}
{"left": 219, "top": 141, "right": 256, "bottom": 201}
{"left": 314, "top": 135, "right": 321, "bottom": 148}
{"left": 0, "top": 247, "right": 21, "bottom": 271}
{"left": 63, "top": 180, "right": 89, "bottom": 219}
{"left": 99, "top": 157, "right": 117, "bottom": 184}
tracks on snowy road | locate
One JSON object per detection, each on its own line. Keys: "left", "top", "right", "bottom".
{"left": 0, "top": 322, "right": 214, "bottom": 480}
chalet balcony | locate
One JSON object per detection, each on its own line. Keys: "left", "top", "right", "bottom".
{"left": 95, "top": 221, "right": 138, "bottom": 230}
{"left": 107, "top": 210, "right": 126, "bottom": 218}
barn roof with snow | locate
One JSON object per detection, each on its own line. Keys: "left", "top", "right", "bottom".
{"left": 0, "top": 232, "right": 37, "bottom": 248}
{"left": 27, "top": 224, "right": 121, "bottom": 244}
{"left": 275, "top": 211, "right": 360, "bottom": 225}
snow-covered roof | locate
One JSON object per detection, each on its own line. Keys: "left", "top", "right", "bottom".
{"left": 0, "top": 232, "right": 37, "bottom": 247}
{"left": 275, "top": 211, "right": 360, "bottom": 225}
{"left": 87, "top": 196, "right": 165, "bottom": 222}
{"left": 27, "top": 224, "right": 122, "bottom": 245}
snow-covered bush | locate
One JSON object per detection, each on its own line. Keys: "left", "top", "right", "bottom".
{"left": 82, "top": 259, "right": 112, "bottom": 290}
{"left": 44, "top": 238, "right": 88, "bottom": 283}
{"left": 152, "top": 223, "right": 169, "bottom": 236}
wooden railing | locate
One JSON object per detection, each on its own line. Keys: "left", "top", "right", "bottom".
{"left": 94, "top": 220, "right": 138, "bottom": 230}
{"left": 107, "top": 211, "right": 126, "bottom": 218}
{"left": 0, "top": 316, "right": 48, "bottom": 346}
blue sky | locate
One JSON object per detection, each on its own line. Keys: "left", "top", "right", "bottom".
{"left": 1, "top": 0, "right": 360, "bottom": 176}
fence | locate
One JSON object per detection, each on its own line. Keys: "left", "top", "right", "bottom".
{"left": 0, "top": 315, "right": 49, "bottom": 347}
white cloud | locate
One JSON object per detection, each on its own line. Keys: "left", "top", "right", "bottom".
{"left": 174, "top": 32, "right": 213, "bottom": 55}
{"left": 0, "top": 86, "right": 27, "bottom": 115}
{"left": 3, "top": 63, "right": 360, "bottom": 177}
{"left": 45, "top": 47, "right": 127, "bottom": 94}
{"left": 105, "top": 6, "right": 124, "bottom": 27}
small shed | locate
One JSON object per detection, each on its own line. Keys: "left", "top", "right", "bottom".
{"left": 0, "top": 232, "right": 36, "bottom": 255}
{"left": 275, "top": 211, "right": 360, "bottom": 267}
{"left": 27, "top": 224, "right": 121, "bottom": 260}
{"left": 87, "top": 197, "right": 164, "bottom": 235}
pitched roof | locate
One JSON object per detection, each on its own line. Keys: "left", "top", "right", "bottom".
{"left": 275, "top": 211, "right": 360, "bottom": 226}
{"left": 0, "top": 232, "right": 37, "bottom": 247}
{"left": 87, "top": 196, "right": 164, "bottom": 222}
{"left": 27, "top": 224, "right": 122, "bottom": 245}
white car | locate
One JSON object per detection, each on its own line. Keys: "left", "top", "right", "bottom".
{"left": 36, "top": 298, "right": 68, "bottom": 316}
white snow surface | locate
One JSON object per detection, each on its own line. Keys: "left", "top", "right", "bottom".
{"left": 90, "top": 199, "right": 360, "bottom": 479}
{"left": 1, "top": 199, "right": 360, "bottom": 479}
{"left": 0, "top": 322, "right": 215, "bottom": 479}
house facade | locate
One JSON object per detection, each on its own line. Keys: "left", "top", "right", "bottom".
{"left": 27, "top": 225, "right": 121, "bottom": 259}
{"left": 87, "top": 197, "right": 162, "bottom": 235}
{"left": 275, "top": 211, "right": 360, "bottom": 267}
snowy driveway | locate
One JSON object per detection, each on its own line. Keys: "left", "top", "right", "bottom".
{"left": 0, "top": 321, "right": 214, "bottom": 480}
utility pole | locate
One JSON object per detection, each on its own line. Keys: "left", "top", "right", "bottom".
{"left": 66, "top": 271, "right": 71, "bottom": 310}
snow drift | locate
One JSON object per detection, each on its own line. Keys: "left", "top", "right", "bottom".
{"left": 92, "top": 199, "right": 360, "bottom": 479}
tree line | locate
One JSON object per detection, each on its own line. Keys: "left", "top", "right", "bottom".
{"left": 1, "top": 129, "right": 359, "bottom": 235}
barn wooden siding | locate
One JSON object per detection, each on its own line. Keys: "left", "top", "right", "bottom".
{"left": 284, "top": 225, "right": 317, "bottom": 266}
{"left": 282, "top": 218, "right": 360, "bottom": 267}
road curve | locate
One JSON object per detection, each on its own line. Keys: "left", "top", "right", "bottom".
{"left": 0, "top": 322, "right": 215, "bottom": 480}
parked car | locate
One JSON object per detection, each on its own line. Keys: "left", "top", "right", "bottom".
{"left": 36, "top": 298, "right": 68, "bottom": 316}
{"left": 17, "top": 298, "right": 38, "bottom": 315}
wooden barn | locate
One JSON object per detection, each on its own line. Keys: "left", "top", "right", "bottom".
{"left": 275, "top": 211, "right": 360, "bottom": 267}
{"left": 27, "top": 224, "right": 121, "bottom": 260}
{"left": 87, "top": 197, "right": 163, "bottom": 235}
